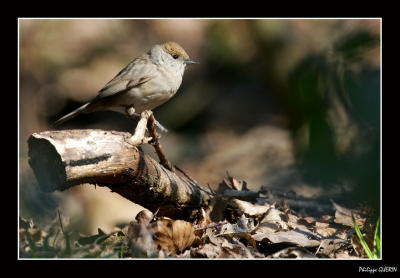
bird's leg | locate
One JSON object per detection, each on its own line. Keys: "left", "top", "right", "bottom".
{"left": 125, "top": 106, "right": 140, "bottom": 120}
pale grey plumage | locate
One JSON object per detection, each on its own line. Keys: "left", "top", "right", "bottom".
{"left": 53, "top": 42, "right": 197, "bottom": 127}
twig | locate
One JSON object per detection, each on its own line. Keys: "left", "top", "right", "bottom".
{"left": 195, "top": 221, "right": 228, "bottom": 231}
{"left": 57, "top": 209, "right": 65, "bottom": 234}
{"left": 52, "top": 229, "right": 60, "bottom": 247}
{"left": 153, "top": 207, "right": 160, "bottom": 219}
{"left": 315, "top": 242, "right": 322, "bottom": 256}
{"left": 128, "top": 110, "right": 172, "bottom": 171}
{"left": 206, "top": 184, "right": 217, "bottom": 196}
{"left": 174, "top": 165, "right": 198, "bottom": 185}
{"left": 196, "top": 186, "right": 214, "bottom": 196}
{"left": 57, "top": 209, "right": 71, "bottom": 255}
{"left": 147, "top": 112, "right": 173, "bottom": 171}
{"left": 174, "top": 165, "right": 215, "bottom": 196}
{"left": 174, "top": 165, "right": 213, "bottom": 196}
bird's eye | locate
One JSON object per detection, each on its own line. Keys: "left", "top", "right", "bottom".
{"left": 172, "top": 54, "right": 179, "bottom": 59}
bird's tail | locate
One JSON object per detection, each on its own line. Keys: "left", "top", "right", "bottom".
{"left": 52, "top": 102, "right": 91, "bottom": 127}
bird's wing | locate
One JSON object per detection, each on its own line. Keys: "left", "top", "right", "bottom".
{"left": 94, "top": 56, "right": 156, "bottom": 100}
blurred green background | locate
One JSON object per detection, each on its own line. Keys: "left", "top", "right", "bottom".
{"left": 19, "top": 19, "right": 380, "bottom": 234}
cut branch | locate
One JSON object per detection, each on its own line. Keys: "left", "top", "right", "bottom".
{"left": 28, "top": 128, "right": 210, "bottom": 219}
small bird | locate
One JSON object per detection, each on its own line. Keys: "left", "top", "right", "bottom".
{"left": 53, "top": 41, "right": 198, "bottom": 128}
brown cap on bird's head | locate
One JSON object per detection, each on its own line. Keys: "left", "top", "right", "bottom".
{"left": 162, "top": 41, "right": 198, "bottom": 65}
{"left": 162, "top": 41, "right": 190, "bottom": 60}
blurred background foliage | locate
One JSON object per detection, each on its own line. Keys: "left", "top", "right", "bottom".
{"left": 19, "top": 19, "right": 380, "bottom": 234}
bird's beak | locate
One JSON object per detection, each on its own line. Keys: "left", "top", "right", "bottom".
{"left": 184, "top": 59, "right": 199, "bottom": 65}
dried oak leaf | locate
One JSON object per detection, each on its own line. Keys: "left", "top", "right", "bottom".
{"left": 153, "top": 218, "right": 196, "bottom": 255}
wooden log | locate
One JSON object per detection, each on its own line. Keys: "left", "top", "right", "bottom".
{"left": 27, "top": 129, "right": 210, "bottom": 219}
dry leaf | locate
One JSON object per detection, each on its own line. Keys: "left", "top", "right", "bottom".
{"left": 236, "top": 213, "right": 255, "bottom": 232}
{"left": 252, "top": 228, "right": 320, "bottom": 247}
{"left": 153, "top": 218, "right": 175, "bottom": 254}
{"left": 350, "top": 233, "right": 367, "bottom": 257}
{"left": 19, "top": 228, "right": 43, "bottom": 243}
{"left": 331, "top": 200, "right": 365, "bottom": 228}
{"left": 172, "top": 220, "right": 196, "bottom": 253}
{"left": 19, "top": 217, "right": 34, "bottom": 229}
{"left": 255, "top": 222, "right": 281, "bottom": 234}
{"left": 297, "top": 216, "right": 316, "bottom": 227}
{"left": 255, "top": 207, "right": 289, "bottom": 232}
{"left": 334, "top": 252, "right": 360, "bottom": 259}
{"left": 204, "top": 228, "right": 221, "bottom": 246}
{"left": 316, "top": 239, "right": 348, "bottom": 257}
{"left": 153, "top": 218, "right": 196, "bottom": 255}
{"left": 319, "top": 215, "right": 333, "bottom": 223}
{"left": 217, "top": 247, "right": 243, "bottom": 258}
{"left": 315, "top": 222, "right": 337, "bottom": 237}
{"left": 216, "top": 215, "right": 252, "bottom": 237}
{"left": 334, "top": 210, "right": 365, "bottom": 228}
{"left": 220, "top": 173, "right": 248, "bottom": 191}
{"left": 26, "top": 228, "right": 43, "bottom": 243}
{"left": 212, "top": 216, "right": 257, "bottom": 251}
{"left": 196, "top": 208, "right": 212, "bottom": 230}
{"left": 285, "top": 213, "right": 299, "bottom": 229}
{"left": 269, "top": 247, "right": 316, "bottom": 258}
{"left": 177, "top": 249, "right": 191, "bottom": 258}
{"left": 230, "top": 199, "right": 270, "bottom": 217}
{"left": 192, "top": 243, "right": 221, "bottom": 258}
{"left": 231, "top": 177, "right": 242, "bottom": 191}
{"left": 216, "top": 222, "right": 238, "bottom": 236}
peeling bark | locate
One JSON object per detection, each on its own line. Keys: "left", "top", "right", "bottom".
{"left": 28, "top": 129, "right": 210, "bottom": 219}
